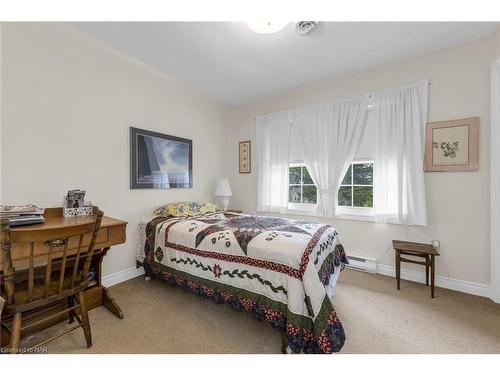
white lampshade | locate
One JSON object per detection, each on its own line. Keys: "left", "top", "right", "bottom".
{"left": 246, "top": 21, "right": 288, "bottom": 34}
{"left": 215, "top": 179, "right": 232, "bottom": 197}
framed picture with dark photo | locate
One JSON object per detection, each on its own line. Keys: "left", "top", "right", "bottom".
{"left": 130, "top": 127, "right": 193, "bottom": 189}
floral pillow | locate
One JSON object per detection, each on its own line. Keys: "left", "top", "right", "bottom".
{"left": 152, "top": 201, "right": 219, "bottom": 217}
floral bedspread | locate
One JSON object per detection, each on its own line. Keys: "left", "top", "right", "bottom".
{"left": 143, "top": 211, "right": 348, "bottom": 353}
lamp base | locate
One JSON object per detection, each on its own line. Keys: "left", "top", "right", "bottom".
{"left": 220, "top": 197, "right": 230, "bottom": 211}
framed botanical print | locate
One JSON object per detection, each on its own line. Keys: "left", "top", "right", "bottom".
{"left": 239, "top": 140, "right": 251, "bottom": 173}
{"left": 130, "top": 127, "right": 193, "bottom": 189}
{"left": 424, "top": 117, "right": 479, "bottom": 172}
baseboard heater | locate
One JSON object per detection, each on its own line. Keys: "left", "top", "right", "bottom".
{"left": 346, "top": 255, "right": 377, "bottom": 274}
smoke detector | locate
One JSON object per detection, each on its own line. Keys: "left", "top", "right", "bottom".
{"left": 295, "top": 21, "right": 319, "bottom": 35}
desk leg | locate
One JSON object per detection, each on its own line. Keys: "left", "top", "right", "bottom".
{"left": 97, "top": 247, "right": 124, "bottom": 319}
{"left": 102, "top": 286, "right": 124, "bottom": 319}
{"left": 395, "top": 250, "right": 401, "bottom": 290}
{"left": 430, "top": 255, "right": 435, "bottom": 298}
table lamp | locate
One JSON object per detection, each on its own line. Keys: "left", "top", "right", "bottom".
{"left": 215, "top": 178, "right": 232, "bottom": 211}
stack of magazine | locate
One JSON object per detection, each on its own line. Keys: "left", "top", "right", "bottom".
{"left": 0, "top": 204, "right": 45, "bottom": 226}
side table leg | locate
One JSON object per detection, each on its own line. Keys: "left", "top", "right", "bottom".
{"left": 395, "top": 250, "right": 401, "bottom": 290}
{"left": 431, "top": 255, "right": 435, "bottom": 298}
{"left": 425, "top": 255, "right": 429, "bottom": 286}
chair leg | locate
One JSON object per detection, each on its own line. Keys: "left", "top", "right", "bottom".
{"left": 9, "top": 312, "right": 22, "bottom": 354}
{"left": 68, "top": 296, "right": 75, "bottom": 323}
{"left": 78, "top": 291, "right": 92, "bottom": 348}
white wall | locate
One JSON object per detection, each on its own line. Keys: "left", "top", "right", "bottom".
{"left": 227, "top": 35, "right": 496, "bottom": 287}
{"left": 0, "top": 23, "right": 229, "bottom": 276}
{"left": 1, "top": 23, "right": 497, "bottom": 291}
{"left": 496, "top": 27, "right": 500, "bottom": 58}
{"left": 491, "top": 28, "right": 500, "bottom": 301}
{"left": 0, "top": 22, "right": 3, "bottom": 204}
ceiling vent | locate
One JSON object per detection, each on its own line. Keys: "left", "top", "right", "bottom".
{"left": 295, "top": 21, "right": 319, "bottom": 36}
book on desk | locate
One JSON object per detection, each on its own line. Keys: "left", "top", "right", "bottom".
{"left": 0, "top": 204, "right": 45, "bottom": 227}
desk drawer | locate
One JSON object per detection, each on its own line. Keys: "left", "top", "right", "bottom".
{"left": 4, "top": 228, "right": 108, "bottom": 267}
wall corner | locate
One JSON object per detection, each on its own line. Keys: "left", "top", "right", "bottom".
{"left": 491, "top": 56, "right": 500, "bottom": 303}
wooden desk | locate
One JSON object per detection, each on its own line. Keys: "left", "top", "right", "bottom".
{"left": 392, "top": 240, "right": 440, "bottom": 298}
{"left": 0, "top": 207, "right": 127, "bottom": 346}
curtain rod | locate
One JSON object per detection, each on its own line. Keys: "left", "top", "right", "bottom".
{"left": 282, "top": 79, "right": 432, "bottom": 121}
{"left": 367, "top": 80, "right": 431, "bottom": 98}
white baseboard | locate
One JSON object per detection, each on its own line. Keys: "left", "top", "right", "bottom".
{"left": 376, "top": 264, "right": 492, "bottom": 299}
{"left": 100, "top": 263, "right": 492, "bottom": 301}
{"left": 102, "top": 266, "right": 145, "bottom": 288}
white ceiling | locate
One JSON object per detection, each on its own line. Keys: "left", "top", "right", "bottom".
{"left": 69, "top": 22, "right": 498, "bottom": 106}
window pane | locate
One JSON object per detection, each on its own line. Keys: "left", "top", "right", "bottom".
{"left": 341, "top": 165, "right": 352, "bottom": 185}
{"left": 302, "top": 167, "right": 314, "bottom": 184}
{"left": 289, "top": 186, "right": 302, "bottom": 203}
{"left": 289, "top": 167, "right": 301, "bottom": 184}
{"left": 353, "top": 163, "right": 373, "bottom": 185}
{"left": 338, "top": 186, "right": 352, "bottom": 206}
{"left": 353, "top": 186, "right": 373, "bottom": 207}
{"left": 302, "top": 186, "right": 317, "bottom": 204}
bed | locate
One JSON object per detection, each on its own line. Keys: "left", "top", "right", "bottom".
{"left": 142, "top": 210, "right": 348, "bottom": 354}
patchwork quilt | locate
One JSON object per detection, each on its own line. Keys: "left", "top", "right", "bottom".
{"left": 143, "top": 211, "right": 348, "bottom": 353}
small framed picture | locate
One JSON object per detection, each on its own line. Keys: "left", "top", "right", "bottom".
{"left": 239, "top": 140, "right": 251, "bottom": 174}
{"left": 424, "top": 117, "right": 479, "bottom": 172}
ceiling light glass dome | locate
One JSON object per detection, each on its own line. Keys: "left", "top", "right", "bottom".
{"left": 246, "top": 21, "right": 288, "bottom": 34}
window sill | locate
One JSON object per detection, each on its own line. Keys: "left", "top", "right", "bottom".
{"left": 287, "top": 203, "right": 317, "bottom": 213}
{"left": 284, "top": 205, "right": 375, "bottom": 222}
{"left": 286, "top": 208, "right": 319, "bottom": 217}
{"left": 335, "top": 213, "right": 375, "bottom": 222}
{"left": 336, "top": 206, "right": 374, "bottom": 222}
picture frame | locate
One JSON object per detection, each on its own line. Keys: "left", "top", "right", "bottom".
{"left": 239, "top": 140, "right": 251, "bottom": 173}
{"left": 130, "top": 127, "right": 193, "bottom": 189}
{"left": 424, "top": 117, "right": 479, "bottom": 172}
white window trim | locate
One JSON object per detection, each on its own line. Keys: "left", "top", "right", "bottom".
{"left": 287, "top": 163, "right": 319, "bottom": 209}
{"left": 287, "top": 160, "right": 375, "bottom": 222}
{"left": 336, "top": 160, "right": 374, "bottom": 220}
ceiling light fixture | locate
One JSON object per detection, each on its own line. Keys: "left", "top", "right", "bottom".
{"left": 246, "top": 21, "right": 288, "bottom": 34}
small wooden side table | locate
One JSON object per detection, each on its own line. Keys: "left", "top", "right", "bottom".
{"left": 392, "top": 240, "right": 440, "bottom": 298}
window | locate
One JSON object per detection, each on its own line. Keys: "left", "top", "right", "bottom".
{"left": 287, "top": 161, "right": 374, "bottom": 218}
{"left": 338, "top": 161, "right": 374, "bottom": 209}
{"left": 288, "top": 164, "right": 317, "bottom": 205}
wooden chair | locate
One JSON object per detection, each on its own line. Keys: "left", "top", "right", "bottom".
{"left": 0, "top": 208, "right": 103, "bottom": 353}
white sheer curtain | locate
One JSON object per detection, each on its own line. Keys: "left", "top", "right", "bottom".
{"left": 292, "top": 97, "right": 369, "bottom": 217}
{"left": 256, "top": 111, "right": 291, "bottom": 213}
{"left": 255, "top": 80, "right": 429, "bottom": 224}
{"left": 372, "top": 80, "right": 429, "bottom": 225}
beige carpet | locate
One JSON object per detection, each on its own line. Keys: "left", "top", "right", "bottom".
{"left": 38, "top": 269, "right": 500, "bottom": 354}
